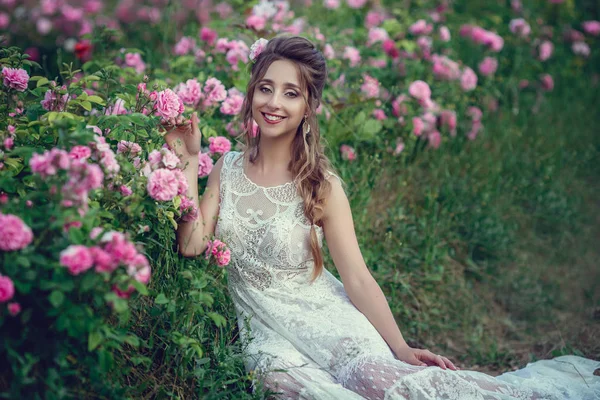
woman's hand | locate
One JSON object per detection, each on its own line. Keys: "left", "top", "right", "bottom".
{"left": 162, "top": 112, "right": 202, "bottom": 159}
{"left": 394, "top": 346, "right": 458, "bottom": 371}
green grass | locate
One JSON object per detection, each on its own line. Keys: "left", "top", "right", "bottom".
{"left": 328, "top": 76, "right": 600, "bottom": 374}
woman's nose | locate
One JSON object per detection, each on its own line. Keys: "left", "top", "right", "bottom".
{"left": 267, "top": 91, "right": 283, "bottom": 109}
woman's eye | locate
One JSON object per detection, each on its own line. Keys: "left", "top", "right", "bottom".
{"left": 286, "top": 92, "right": 298, "bottom": 98}
{"left": 260, "top": 87, "right": 271, "bottom": 93}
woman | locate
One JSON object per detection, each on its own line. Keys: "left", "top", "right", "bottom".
{"left": 164, "top": 35, "right": 599, "bottom": 399}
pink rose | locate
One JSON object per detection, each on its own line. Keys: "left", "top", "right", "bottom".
{"left": 439, "top": 26, "right": 451, "bottom": 42}
{"left": 409, "top": 19, "right": 433, "bottom": 36}
{"left": 203, "top": 77, "right": 227, "bottom": 105}
{"left": 509, "top": 18, "right": 531, "bottom": 37}
{"left": 174, "top": 36, "right": 196, "bottom": 56}
{"left": 155, "top": 89, "right": 184, "bottom": 120}
{"left": 412, "top": 117, "right": 424, "bottom": 136}
{"left": 200, "top": 27, "right": 218, "bottom": 45}
{"left": 0, "top": 213, "right": 33, "bottom": 251}
{"left": 69, "top": 145, "right": 92, "bottom": 160}
{"left": 346, "top": 0, "right": 367, "bottom": 8}
{"left": 343, "top": 46, "right": 361, "bottom": 67}
{"left": 538, "top": 41, "right": 554, "bottom": 61}
{"left": 8, "top": 302, "right": 21, "bottom": 316}
{"left": 208, "top": 136, "right": 232, "bottom": 155}
{"left": 246, "top": 14, "right": 266, "bottom": 30}
{"left": 540, "top": 74, "right": 554, "bottom": 91}
{"left": 120, "top": 185, "right": 133, "bottom": 196}
{"left": 60, "top": 245, "right": 94, "bottom": 275}
{"left": 428, "top": 131, "right": 441, "bottom": 149}
{"left": 249, "top": 38, "right": 269, "bottom": 62}
{"left": 2, "top": 67, "right": 29, "bottom": 92}
{"left": 582, "top": 21, "right": 600, "bottom": 36}
{"left": 460, "top": 67, "right": 478, "bottom": 91}
{"left": 0, "top": 275, "right": 15, "bottom": 302}
{"left": 340, "top": 144, "right": 356, "bottom": 161}
{"left": 90, "top": 246, "right": 118, "bottom": 273}
{"left": 382, "top": 39, "right": 399, "bottom": 59}
{"left": 198, "top": 152, "right": 214, "bottom": 178}
{"left": 360, "top": 74, "right": 380, "bottom": 98}
{"left": 372, "top": 109, "right": 386, "bottom": 120}
{"left": 175, "top": 79, "right": 203, "bottom": 106}
{"left": 147, "top": 168, "right": 179, "bottom": 201}
{"left": 4, "top": 136, "right": 14, "bottom": 150}
{"left": 220, "top": 88, "right": 244, "bottom": 115}
{"left": 408, "top": 80, "right": 431, "bottom": 101}
{"left": 478, "top": 57, "right": 498, "bottom": 76}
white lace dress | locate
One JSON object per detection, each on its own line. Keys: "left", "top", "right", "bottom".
{"left": 215, "top": 151, "right": 600, "bottom": 400}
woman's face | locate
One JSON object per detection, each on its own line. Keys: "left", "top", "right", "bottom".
{"left": 252, "top": 59, "right": 307, "bottom": 141}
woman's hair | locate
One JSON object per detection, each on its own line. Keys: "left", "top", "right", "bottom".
{"left": 240, "top": 35, "right": 335, "bottom": 282}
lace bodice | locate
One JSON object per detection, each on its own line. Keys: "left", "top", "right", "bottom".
{"left": 216, "top": 151, "right": 323, "bottom": 291}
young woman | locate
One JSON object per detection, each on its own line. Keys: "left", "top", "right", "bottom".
{"left": 164, "top": 35, "right": 599, "bottom": 399}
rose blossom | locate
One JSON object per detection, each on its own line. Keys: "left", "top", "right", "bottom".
{"left": 155, "top": 89, "right": 184, "bottom": 120}
{"left": 582, "top": 21, "right": 600, "bottom": 36}
{"left": 203, "top": 77, "right": 227, "bottom": 104}
{"left": 8, "top": 302, "right": 21, "bottom": 316}
{"left": 538, "top": 41, "right": 554, "bottom": 61}
{"left": 198, "top": 152, "right": 214, "bottom": 177}
{"left": 147, "top": 168, "right": 180, "bottom": 201}
{"left": 343, "top": 46, "right": 361, "bottom": 67}
{"left": 408, "top": 80, "right": 431, "bottom": 101}
{"left": 220, "top": 88, "right": 244, "bottom": 115}
{"left": 2, "top": 67, "right": 29, "bottom": 92}
{"left": 69, "top": 145, "right": 92, "bottom": 160}
{"left": 478, "top": 57, "right": 498, "bottom": 76}
{"left": 461, "top": 67, "right": 478, "bottom": 91}
{"left": 249, "top": 38, "right": 269, "bottom": 62}
{"left": 0, "top": 275, "right": 15, "bottom": 302}
{"left": 509, "top": 18, "right": 531, "bottom": 37}
{"left": 200, "top": 27, "right": 218, "bottom": 45}
{"left": 360, "top": 74, "right": 380, "bottom": 99}
{"left": 175, "top": 79, "right": 203, "bottom": 106}
{"left": 439, "top": 26, "right": 451, "bottom": 42}
{"left": 540, "top": 74, "right": 554, "bottom": 91}
{"left": 340, "top": 144, "right": 356, "bottom": 161}
{"left": 0, "top": 213, "right": 33, "bottom": 251}
{"left": 208, "top": 136, "right": 232, "bottom": 155}
{"left": 60, "top": 245, "right": 94, "bottom": 275}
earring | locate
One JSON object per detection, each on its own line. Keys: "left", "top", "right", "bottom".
{"left": 302, "top": 115, "right": 311, "bottom": 136}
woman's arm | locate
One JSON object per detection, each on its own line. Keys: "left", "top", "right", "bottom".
{"left": 163, "top": 112, "right": 222, "bottom": 257}
{"left": 175, "top": 155, "right": 223, "bottom": 257}
{"left": 322, "top": 177, "right": 456, "bottom": 370}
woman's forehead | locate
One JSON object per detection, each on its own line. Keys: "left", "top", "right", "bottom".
{"left": 262, "top": 60, "right": 301, "bottom": 86}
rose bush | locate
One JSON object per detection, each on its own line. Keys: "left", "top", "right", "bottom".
{"left": 0, "top": 0, "right": 598, "bottom": 397}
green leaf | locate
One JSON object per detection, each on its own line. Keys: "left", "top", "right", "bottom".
{"left": 88, "top": 330, "right": 103, "bottom": 351}
{"left": 49, "top": 291, "right": 65, "bottom": 308}
{"left": 80, "top": 101, "right": 92, "bottom": 111}
{"left": 129, "top": 113, "right": 148, "bottom": 125}
{"left": 36, "top": 77, "right": 50, "bottom": 88}
{"left": 207, "top": 312, "right": 227, "bottom": 328}
{"left": 87, "top": 95, "right": 105, "bottom": 105}
{"left": 124, "top": 335, "right": 140, "bottom": 347}
{"left": 80, "top": 273, "right": 96, "bottom": 291}
{"left": 131, "top": 279, "right": 148, "bottom": 296}
{"left": 155, "top": 293, "right": 169, "bottom": 304}
{"left": 363, "top": 119, "right": 383, "bottom": 136}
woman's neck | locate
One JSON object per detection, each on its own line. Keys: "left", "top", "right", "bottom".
{"left": 252, "top": 136, "right": 293, "bottom": 174}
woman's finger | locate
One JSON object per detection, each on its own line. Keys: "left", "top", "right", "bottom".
{"left": 442, "top": 356, "right": 458, "bottom": 371}
{"left": 191, "top": 112, "right": 201, "bottom": 136}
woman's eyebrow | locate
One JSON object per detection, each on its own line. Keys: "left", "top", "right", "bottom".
{"left": 259, "top": 79, "right": 301, "bottom": 90}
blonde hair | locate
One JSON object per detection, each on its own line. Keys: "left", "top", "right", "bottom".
{"left": 240, "top": 35, "right": 335, "bottom": 282}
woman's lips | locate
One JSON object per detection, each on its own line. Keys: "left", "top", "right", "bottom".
{"left": 261, "top": 112, "right": 286, "bottom": 125}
